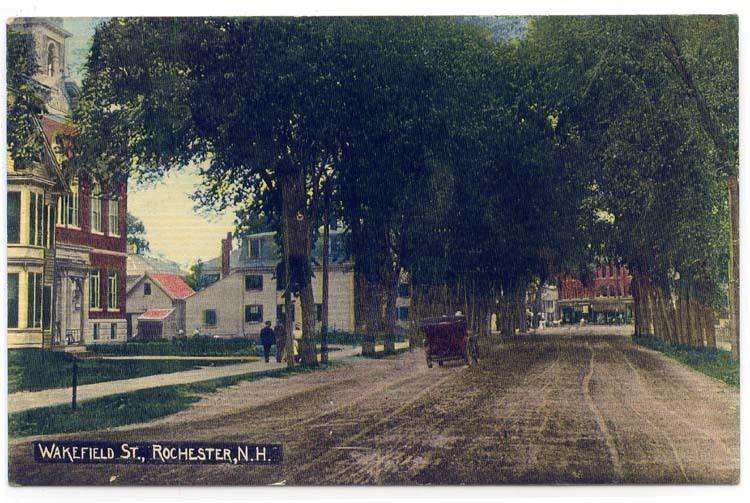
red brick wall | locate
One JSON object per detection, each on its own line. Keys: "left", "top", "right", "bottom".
{"left": 56, "top": 178, "right": 127, "bottom": 253}
{"left": 89, "top": 253, "right": 127, "bottom": 319}
{"left": 559, "top": 263, "right": 632, "bottom": 300}
{"left": 56, "top": 176, "right": 128, "bottom": 319}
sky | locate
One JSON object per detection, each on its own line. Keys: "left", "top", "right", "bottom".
{"left": 62, "top": 18, "right": 237, "bottom": 267}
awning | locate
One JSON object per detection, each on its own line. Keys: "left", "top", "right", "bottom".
{"left": 138, "top": 308, "right": 175, "bottom": 321}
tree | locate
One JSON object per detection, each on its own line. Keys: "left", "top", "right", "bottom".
{"left": 69, "top": 18, "right": 357, "bottom": 365}
{"left": 185, "top": 259, "right": 203, "bottom": 291}
{"left": 7, "top": 28, "right": 46, "bottom": 167}
{"left": 657, "top": 16, "right": 739, "bottom": 359}
{"left": 519, "top": 16, "right": 734, "bottom": 350}
{"left": 126, "top": 212, "right": 150, "bottom": 254}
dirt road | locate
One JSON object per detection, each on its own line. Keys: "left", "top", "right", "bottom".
{"left": 9, "top": 332, "right": 739, "bottom": 485}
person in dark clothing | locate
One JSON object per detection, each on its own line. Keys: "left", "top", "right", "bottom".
{"left": 260, "top": 321, "right": 275, "bottom": 363}
{"left": 274, "top": 322, "right": 286, "bottom": 363}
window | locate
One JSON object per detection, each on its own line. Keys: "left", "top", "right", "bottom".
{"left": 110, "top": 323, "right": 117, "bottom": 340}
{"left": 143, "top": 282, "right": 151, "bottom": 296}
{"left": 89, "top": 271, "right": 101, "bottom": 309}
{"left": 57, "top": 195, "right": 66, "bottom": 225}
{"left": 29, "top": 193, "right": 44, "bottom": 246}
{"left": 67, "top": 180, "right": 80, "bottom": 227}
{"left": 29, "top": 192, "right": 36, "bottom": 245}
{"left": 397, "top": 306, "right": 409, "bottom": 322}
{"left": 46, "top": 204, "right": 55, "bottom": 248}
{"left": 108, "top": 272, "right": 118, "bottom": 310}
{"left": 47, "top": 42, "right": 57, "bottom": 76}
{"left": 398, "top": 283, "right": 410, "bottom": 298}
{"left": 91, "top": 191, "right": 102, "bottom": 233}
{"left": 7, "top": 273, "right": 19, "bottom": 328}
{"left": 316, "top": 303, "right": 323, "bottom": 322}
{"left": 27, "top": 272, "right": 43, "bottom": 328}
{"left": 108, "top": 198, "right": 119, "bottom": 236}
{"left": 249, "top": 238, "right": 262, "bottom": 259}
{"left": 245, "top": 274, "right": 263, "bottom": 291}
{"left": 245, "top": 305, "right": 263, "bottom": 323}
{"left": 92, "top": 323, "right": 100, "bottom": 340}
{"left": 8, "top": 192, "right": 20, "bottom": 243}
{"left": 37, "top": 194, "right": 44, "bottom": 246}
{"left": 204, "top": 309, "right": 217, "bottom": 326}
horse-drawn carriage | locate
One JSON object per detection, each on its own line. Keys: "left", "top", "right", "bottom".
{"left": 420, "top": 315, "right": 478, "bottom": 368}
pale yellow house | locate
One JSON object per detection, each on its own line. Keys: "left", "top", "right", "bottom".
{"left": 7, "top": 120, "right": 69, "bottom": 348}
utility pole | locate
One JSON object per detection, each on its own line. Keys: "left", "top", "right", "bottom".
{"left": 321, "top": 187, "right": 330, "bottom": 364}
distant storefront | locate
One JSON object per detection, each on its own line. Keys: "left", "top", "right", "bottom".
{"left": 558, "top": 262, "right": 633, "bottom": 325}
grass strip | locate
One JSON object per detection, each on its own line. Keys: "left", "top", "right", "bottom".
{"left": 632, "top": 334, "right": 739, "bottom": 387}
{"left": 9, "top": 364, "right": 330, "bottom": 438}
{"left": 9, "top": 349, "right": 248, "bottom": 393}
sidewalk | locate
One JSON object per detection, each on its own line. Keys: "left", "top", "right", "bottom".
{"left": 9, "top": 346, "right": 362, "bottom": 414}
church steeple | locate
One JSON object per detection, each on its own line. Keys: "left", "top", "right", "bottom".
{"left": 10, "top": 17, "right": 73, "bottom": 115}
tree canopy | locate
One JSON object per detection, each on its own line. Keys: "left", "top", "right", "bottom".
{"left": 68, "top": 16, "right": 738, "bottom": 359}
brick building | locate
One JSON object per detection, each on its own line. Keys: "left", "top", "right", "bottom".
{"left": 10, "top": 18, "right": 128, "bottom": 347}
{"left": 557, "top": 262, "right": 633, "bottom": 324}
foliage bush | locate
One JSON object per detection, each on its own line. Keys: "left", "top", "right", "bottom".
{"left": 86, "top": 336, "right": 259, "bottom": 357}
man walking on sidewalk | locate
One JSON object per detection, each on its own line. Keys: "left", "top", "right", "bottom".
{"left": 260, "top": 321, "right": 275, "bottom": 363}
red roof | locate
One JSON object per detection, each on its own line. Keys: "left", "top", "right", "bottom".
{"left": 138, "top": 308, "right": 175, "bottom": 321}
{"left": 149, "top": 273, "right": 195, "bottom": 300}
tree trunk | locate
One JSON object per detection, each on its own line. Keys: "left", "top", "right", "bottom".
{"left": 630, "top": 269, "right": 645, "bottom": 337}
{"left": 704, "top": 304, "right": 717, "bottom": 349}
{"left": 532, "top": 284, "right": 543, "bottom": 329}
{"left": 280, "top": 170, "right": 317, "bottom": 366}
{"left": 517, "top": 286, "right": 527, "bottom": 334}
{"left": 383, "top": 271, "right": 398, "bottom": 354}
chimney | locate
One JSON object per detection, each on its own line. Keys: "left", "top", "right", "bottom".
{"left": 221, "top": 232, "right": 232, "bottom": 278}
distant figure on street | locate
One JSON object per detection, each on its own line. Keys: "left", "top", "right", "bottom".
{"left": 274, "top": 322, "right": 286, "bottom": 363}
{"left": 260, "top": 321, "right": 275, "bottom": 363}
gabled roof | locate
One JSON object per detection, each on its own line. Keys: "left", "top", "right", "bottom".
{"left": 149, "top": 273, "right": 195, "bottom": 300}
{"left": 29, "top": 115, "right": 69, "bottom": 193}
{"left": 127, "top": 272, "right": 195, "bottom": 300}
{"left": 138, "top": 308, "right": 175, "bottom": 321}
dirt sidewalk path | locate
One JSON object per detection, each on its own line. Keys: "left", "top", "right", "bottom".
{"left": 8, "top": 333, "right": 738, "bottom": 485}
